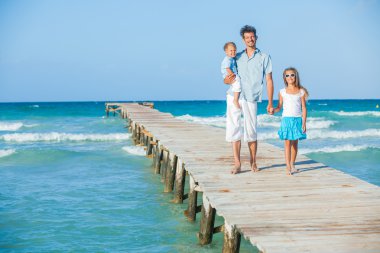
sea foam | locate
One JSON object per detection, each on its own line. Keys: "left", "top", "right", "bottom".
{"left": 300, "top": 144, "right": 378, "bottom": 154}
{"left": 307, "top": 128, "right": 380, "bottom": 140}
{"left": 0, "top": 149, "right": 16, "bottom": 158}
{"left": 332, "top": 111, "right": 380, "bottom": 117}
{"left": 176, "top": 114, "right": 226, "bottom": 128}
{"left": 1, "top": 132, "right": 130, "bottom": 142}
{"left": 0, "top": 122, "right": 24, "bottom": 131}
{"left": 122, "top": 146, "right": 146, "bottom": 156}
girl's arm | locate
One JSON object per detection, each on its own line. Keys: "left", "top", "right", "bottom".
{"left": 273, "top": 93, "right": 283, "bottom": 113}
{"left": 301, "top": 91, "right": 307, "bottom": 133}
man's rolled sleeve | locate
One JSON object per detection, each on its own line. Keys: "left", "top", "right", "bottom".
{"left": 264, "top": 55, "right": 272, "bottom": 75}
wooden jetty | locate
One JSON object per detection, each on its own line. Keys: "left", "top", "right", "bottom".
{"left": 106, "top": 102, "right": 380, "bottom": 253}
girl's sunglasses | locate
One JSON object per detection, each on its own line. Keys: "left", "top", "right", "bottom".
{"left": 285, "top": 74, "right": 296, "bottom": 78}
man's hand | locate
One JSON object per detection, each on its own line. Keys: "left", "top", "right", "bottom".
{"left": 224, "top": 73, "right": 236, "bottom": 85}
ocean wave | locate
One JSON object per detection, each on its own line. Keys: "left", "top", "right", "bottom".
{"left": 300, "top": 144, "right": 378, "bottom": 154}
{"left": 307, "top": 118, "right": 336, "bottom": 129}
{"left": 176, "top": 114, "right": 226, "bottom": 128}
{"left": 0, "top": 149, "right": 16, "bottom": 158}
{"left": 0, "top": 122, "right": 24, "bottom": 131}
{"left": 332, "top": 111, "right": 380, "bottom": 117}
{"left": 258, "top": 128, "right": 380, "bottom": 140}
{"left": 307, "top": 129, "right": 380, "bottom": 140}
{"left": 122, "top": 146, "right": 146, "bottom": 156}
{"left": 0, "top": 122, "right": 38, "bottom": 131}
{"left": 177, "top": 114, "right": 335, "bottom": 129}
{"left": 1, "top": 132, "right": 130, "bottom": 142}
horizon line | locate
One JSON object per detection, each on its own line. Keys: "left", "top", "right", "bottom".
{"left": 1, "top": 98, "right": 380, "bottom": 104}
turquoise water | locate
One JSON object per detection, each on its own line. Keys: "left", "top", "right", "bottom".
{"left": 1, "top": 100, "right": 380, "bottom": 252}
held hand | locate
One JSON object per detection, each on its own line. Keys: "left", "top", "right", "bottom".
{"left": 224, "top": 73, "right": 236, "bottom": 85}
{"left": 266, "top": 105, "right": 274, "bottom": 115}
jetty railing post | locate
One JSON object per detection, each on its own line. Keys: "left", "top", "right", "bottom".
{"left": 164, "top": 154, "right": 177, "bottom": 193}
{"left": 185, "top": 176, "right": 198, "bottom": 222}
{"left": 197, "top": 195, "right": 216, "bottom": 245}
{"left": 173, "top": 159, "right": 186, "bottom": 203}
{"left": 222, "top": 221, "right": 241, "bottom": 253}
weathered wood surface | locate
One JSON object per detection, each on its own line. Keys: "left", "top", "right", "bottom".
{"left": 118, "top": 103, "right": 380, "bottom": 253}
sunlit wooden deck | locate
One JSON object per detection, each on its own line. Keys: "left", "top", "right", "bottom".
{"left": 107, "top": 102, "right": 380, "bottom": 253}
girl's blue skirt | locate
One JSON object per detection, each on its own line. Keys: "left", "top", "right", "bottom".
{"left": 278, "top": 117, "right": 307, "bottom": 140}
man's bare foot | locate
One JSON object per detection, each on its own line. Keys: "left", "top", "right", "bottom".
{"left": 251, "top": 162, "right": 259, "bottom": 172}
{"left": 231, "top": 165, "right": 241, "bottom": 174}
{"left": 233, "top": 100, "right": 241, "bottom": 109}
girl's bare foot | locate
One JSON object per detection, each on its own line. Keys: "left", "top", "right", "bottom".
{"left": 286, "top": 167, "right": 292, "bottom": 176}
{"left": 291, "top": 165, "right": 299, "bottom": 174}
{"left": 233, "top": 100, "right": 241, "bottom": 109}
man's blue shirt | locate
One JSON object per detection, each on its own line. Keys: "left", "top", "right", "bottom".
{"left": 236, "top": 48, "right": 272, "bottom": 102}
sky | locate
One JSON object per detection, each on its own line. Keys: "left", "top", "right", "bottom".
{"left": 0, "top": 0, "right": 379, "bottom": 102}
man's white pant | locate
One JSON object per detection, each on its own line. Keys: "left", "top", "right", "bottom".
{"left": 225, "top": 95, "right": 257, "bottom": 142}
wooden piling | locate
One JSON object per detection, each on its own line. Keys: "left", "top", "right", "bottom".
{"left": 135, "top": 125, "right": 141, "bottom": 145}
{"left": 173, "top": 159, "right": 186, "bottom": 203}
{"left": 153, "top": 143, "right": 162, "bottom": 174}
{"left": 184, "top": 176, "right": 198, "bottom": 222}
{"left": 222, "top": 221, "right": 241, "bottom": 253}
{"left": 197, "top": 195, "right": 216, "bottom": 245}
{"left": 164, "top": 154, "right": 177, "bottom": 193}
{"left": 161, "top": 149, "right": 169, "bottom": 182}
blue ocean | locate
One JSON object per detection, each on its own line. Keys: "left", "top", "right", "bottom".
{"left": 1, "top": 100, "right": 379, "bottom": 252}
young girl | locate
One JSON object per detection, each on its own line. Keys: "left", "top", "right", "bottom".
{"left": 274, "top": 67, "right": 309, "bottom": 175}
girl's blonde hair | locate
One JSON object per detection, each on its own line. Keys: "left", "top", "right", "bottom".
{"left": 283, "top": 67, "right": 309, "bottom": 99}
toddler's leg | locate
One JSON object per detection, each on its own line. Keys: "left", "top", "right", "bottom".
{"left": 233, "top": 92, "right": 241, "bottom": 109}
{"left": 231, "top": 79, "right": 241, "bottom": 109}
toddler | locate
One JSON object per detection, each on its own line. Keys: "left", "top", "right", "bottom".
{"left": 221, "top": 42, "right": 241, "bottom": 109}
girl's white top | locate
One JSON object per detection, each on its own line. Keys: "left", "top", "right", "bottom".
{"left": 280, "top": 88, "right": 305, "bottom": 117}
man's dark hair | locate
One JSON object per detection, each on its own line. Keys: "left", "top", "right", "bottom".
{"left": 240, "top": 25, "right": 257, "bottom": 38}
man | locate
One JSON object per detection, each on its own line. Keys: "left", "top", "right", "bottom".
{"left": 225, "top": 25, "right": 274, "bottom": 174}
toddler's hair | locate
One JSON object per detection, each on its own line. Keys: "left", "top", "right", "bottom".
{"left": 240, "top": 25, "right": 257, "bottom": 38}
{"left": 283, "top": 67, "right": 309, "bottom": 99}
{"left": 223, "top": 42, "right": 236, "bottom": 51}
